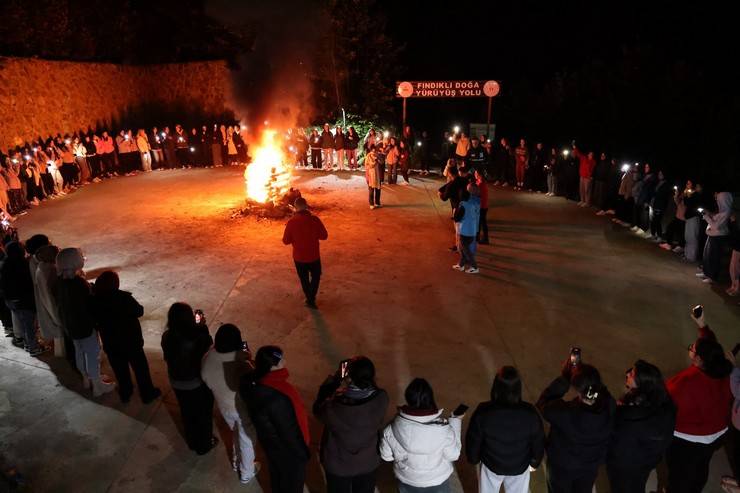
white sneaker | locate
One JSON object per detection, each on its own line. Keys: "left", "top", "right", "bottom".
{"left": 92, "top": 378, "right": 116, "bottom": 397}
{"left": 596, "top": 210, "right": 606, "bottom": 216}
{"left": 466, "top": 267, "right": 480, "bottom": 274}
{"left": 695, "top": 272, "right": 707, "bottom": 278}
{"left": 702, "top": 278, "right": 713, "bottom": 284}
{"left": 673, "top": 246, "right": 684, "bottom": 253}
{"left": 659, "top": 243, "right": 672, "bottom": 251}
{"left": 630, "top": 226, "right": 638, "bottom": 232}
{"left": 606, "top": 209, "right": 616, "bottom": 215}
{"left": 452, "top": 265, "right": 465, "bottom": 271}
{"left": 369, "top": 205, "right": 375, "bottom": 210}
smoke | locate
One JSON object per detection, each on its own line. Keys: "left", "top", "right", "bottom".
{"left": 207, "top": 0, "right": 327, "bottom": 130}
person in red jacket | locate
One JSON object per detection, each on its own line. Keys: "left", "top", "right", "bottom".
{"left": 282, "top": 197, "right": 328, "bottom": 309}
{"left": 572, "top": 147, "right": 596, "bottom": 207}
{"left": 666, "top": 309, "right": 734, "bottom": 493}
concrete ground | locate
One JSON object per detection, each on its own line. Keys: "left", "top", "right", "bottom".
{"left": 1, "top": 167, "right": 738, "bottom": 493}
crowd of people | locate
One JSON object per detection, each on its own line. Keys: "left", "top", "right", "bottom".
{"left": 0, "top": 123, "right": 249, "bottom": 220}
{"left": 3, "top": 237, "right": 738, "bottom": 493}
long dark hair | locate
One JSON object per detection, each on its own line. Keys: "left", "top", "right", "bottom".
{"left": 166, "top": 302, "right": 195, "bottom": 332}
{"left": 622, "top": 360, "right": 670, "bottom": 407}
{"left": 491, "top": 366, "right": 522, "bottom": 405}
{"left": 253, "top": 345, "right": 283, "bottom": 381}
{"left": 696, "top": 338, "right": 733, "bottom": 378}
{"left": 404, "top": 378, "right": 438, "bottom": 411}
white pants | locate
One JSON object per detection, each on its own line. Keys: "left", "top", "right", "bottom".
{"left": 322, "top": 148, "right": 334, "bottom": 169}
{"left": 480, "top": 464, "right": 530, "bottom": 493}
{"left": 140, "top": 152, "right": 152, "bottom": 171}
{"left": 222, "top": 410, "right": 257, "bottom": 481}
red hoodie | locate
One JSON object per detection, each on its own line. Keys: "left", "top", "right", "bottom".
{"left": 260, "top": 368, "right": 311, "bottom": 446}
{"left": 573, "top": 149, "right": 596, "bottom": 179}
{"left": 282, "top": 210, "right": 328, "bottom": 263}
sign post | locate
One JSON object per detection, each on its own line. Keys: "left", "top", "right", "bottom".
{"left": 396, "top": 80, "right": 500, "bottom": 136}
{"left": 482, "top": 81, "right": 501, "bottom": 139}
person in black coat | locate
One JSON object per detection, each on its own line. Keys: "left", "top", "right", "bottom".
{"left": 313, "top": 356, "right": 389, "bottom": 493}
{"left": 649, "top": 171, "right": 671, "bottom": 241}
{"left": 466, "top": 366, "right": 545, "bottom": 493}
{"left": 161, "top": 302, "right": 216, "bottom": 455}
{"left": 0, "top": 241, "right": 40, "bottom": 352}
{"left": 240, "top": 346, "right": 310, "bottom": 493}
{"left": 537, "top": 362, "right": 615, "bottom": 493}
{"left": 607, "top": 360, "right": 675, "bottom": 493}
{"left": 92, "top": 271, "right": 161, "bottom": 404}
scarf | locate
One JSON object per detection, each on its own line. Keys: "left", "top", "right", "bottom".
{"left": 260, "top": 368, "right": 310, "bottom": 446}
{"left": 342, "top": 384, "right": 376, "bottom": 401}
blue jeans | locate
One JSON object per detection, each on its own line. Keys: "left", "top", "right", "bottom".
{"left": 5, "top": 301, "right": 37, "bottom": 351}
{"left": 398, "top": 479, "right": 450, "bottom": 493}
{"left": 73, "top": 333, "right": 101, "bottom": 380}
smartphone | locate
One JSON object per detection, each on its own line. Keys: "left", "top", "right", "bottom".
{"left": 692, "top": 304, "right": 703, "bottom": 319}
{"left": 570, "top": 347, "right": 582, "bottom": 367}
{"left": 241, "top": 341, "right": 249, "bottom": 352}
{"left": 452, "top": 404, "right": 469, "bottom": 416}
{"left": 339, "top": 359, "right": 350, "bottom": 379}
{"left": 732, "top": 343, "right": 740, "bottom": 357}
{"left": 194, "top": 309, "right": 204, "bottom": 325}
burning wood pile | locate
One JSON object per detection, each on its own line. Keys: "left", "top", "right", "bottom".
{"left": 233, "top": 129, "right": 300, "bottom": 219}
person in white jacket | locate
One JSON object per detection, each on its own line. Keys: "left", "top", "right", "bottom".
{"left": 201, "top": 324, "right": 259, "bottom": 484}
{"left": 697, "top": 192, "right": 734, "bottom": 284}
{"left": 380, "top": 378, "right": 462, "bottom": 492}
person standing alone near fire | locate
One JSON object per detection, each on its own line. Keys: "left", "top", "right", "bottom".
{"left": 282, "top": 197, "right": 328, "bottom": 309}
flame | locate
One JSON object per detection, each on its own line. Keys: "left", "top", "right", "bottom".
{"left": 244, "top": 130, "right": 292, "bottom": 204}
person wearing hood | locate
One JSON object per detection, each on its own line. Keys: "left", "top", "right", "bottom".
{"left": 536, "top": 362, "right": 615, "bottom": 493}
{"left": 697, "top": 191, "right": 734, "bottom": 284}
{"left": 34, "top": 244, "right": 66, "bottom": 357}
{"left": 452, "top": 183, "right": 481, "bottom": 274}
{"left": 202, "top": 324, "right": 259, "bottom": 484}
{"left": 313, "top": 356, "right": 389, "bottom": 493}
{"left": 93, "top": 271, "right": 160, "bottom": 404}
{"left": 56, "top": 247, "right": 115, "bottom": 395}
{"left": 666, "top": 309, "right": 733, "bottom": 493}
{"left": 380, "top": 378, "right": 463, "bottom": 493}
{"left": 607, "top": 360, "right": 675, "bottom": 493}
{"left": 240, "top": 346, "right": 310, "bottom": 493}
{"left": 161, "top": 302, "right": 216, "bottom": 455}
{"left": 466, "top": 366, "right": 545, "bottom": 493}
{"left": 0, "top": 241, "right": 44, "bottom": 354}
{"left": 649, "top": 170, "right": 671, "bottom": 241}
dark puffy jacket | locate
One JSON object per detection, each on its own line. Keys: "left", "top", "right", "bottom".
{"left": 320, "top": 131, "right": 335, "bottom": 149}
{"left": 56, "top": 277, "right": 95, "bottom": 340}
{"left": 313, "top": 380, "right": 389, "bottom": 476}
{"left": 466, "top": 401, "right": 545, "bottom": 475}
{"left": 345, "top": 132, "right": 359, "bottom": 150}
{"left": 607, "top": 398, "right": 675, "bottom": 469}
{"left": 0, "top": 245, "right": 35, "bottom": 310}
{"left": 651, "top": 180, "right": 671, "bottom": 211}
{"left": 91, "top": 289, "right": 144, "bottom": 354}
{"left": 593, "top": 159, "right": 610, "bottom": 181}
{"left": 161, "top": 324, "right": 212, "bottom": 383}
{"left": 637, "top": 172, "right": 657, "bottom": 205}
{"left": 240, "top": 375, "right": 310, "bottom": 465}
{"left": 537, "top": 376, "right": 615, "bottom": 472}
{"left": 467, "top": 145, "right": 487, "bottom": 163}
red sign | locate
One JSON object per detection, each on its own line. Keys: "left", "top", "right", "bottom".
{"left": 396, "top": 80, "right": 500, "bottom": 98}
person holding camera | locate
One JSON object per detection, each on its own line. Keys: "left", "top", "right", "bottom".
{"left": 161, "top": 302, "right": 216, "bottom": 455}
{"left": 536, "top": 356, "right": 615, "bottom": 493}
{"left": 201, "top": 324, "right": 259, "bottom": 484}
{"left": 313, "top": 356, "right": 389, "bottom": 493}
{"left": 665, "top": 308, "right": 734, "bottom": 493}
{"left": 466, "top": 366, "right": 545, "bottom": 493}
{"left": 607, "top": 360, "right": 675, "bottom": 493}
{"left": 380, "top": 378, "right": 463, "bottom": 493}
{"left": 240, "top": 346, "right": 310, "bottom": 493}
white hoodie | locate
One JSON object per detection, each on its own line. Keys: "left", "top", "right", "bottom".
{"left": 705, "top": 192, "right": 734, "bottom": 237}
{"left": 380, "top": 409, "right": 462, "bottom": 487}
